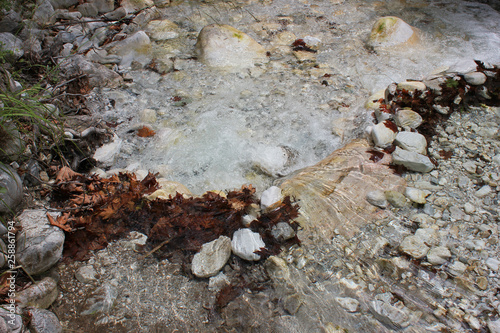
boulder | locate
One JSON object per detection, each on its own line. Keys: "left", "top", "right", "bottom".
{"left": 278, "top": 139, "right": 405, "bottom": 241}
{"left": 371, "top": 121, "right": 397, "bottom": 148}
{"left": 368, "top": 16, "right": 418, "bottom": 47}
{"left": 15, "top": 210, "right": 65, "bottom": 275}
{"left": 0, "top": 164, "right": 23, "bottom": 213}
{"left": 196, "top": 24, "right": 268, "bottom": 71}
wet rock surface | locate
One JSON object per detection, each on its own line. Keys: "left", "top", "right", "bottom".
{"left": 2, "top": 0, "right": 500, "bottom": 332}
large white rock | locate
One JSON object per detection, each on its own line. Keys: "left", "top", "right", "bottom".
{"left": 368, "top": 16, "right": 418, "bottom": 47}
{"left": 397, "top": 81, "right": 426, "bottom": 92}
{"left": 371, "top": 121, "right": 397, "bottom": 148}
{"left": 395, "top": 110, "right": 423, "bottom": 129}
{"left": 191, "top": 236, "right": 232, "bottom": 278}
{"left": 391, "top": 147, "right": 434, "bottom": 173}
{"left": 395, "top": 131, "right": 427, "bottom": 154}
{"left": 404, "top": 187, "right": 427, "bottom": 204}
{"left": 231, "top": 228, "right": 265, "bottom": 261}
{"left": 196, "top": 24, "right": 268, "bottom": 71}
{"left": 427, "top": 246, "right": 451, "bottom": 265}
{"left": 15, "top": 210, "right": 65, "bottom": 275}
{"left": 260, "top": 186, "right": 283, "bottom": 210}
{"left": 464, "top": 72, "right": 487, "bottom": 85}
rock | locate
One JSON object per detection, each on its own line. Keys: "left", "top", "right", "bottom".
{"left": 488, "top": 319, "right": 500, "bottom": 333}
{"left": 93, "top": 134, "right": 123, "bottom": 166}
{"left": 368, "top": 16, "right": 418, "bottom": 47}
{"left": 32, "top": 0, "right": 56, "bottom": 26}
{"left": 397, "top": 81, "right": 426, "bottom": 92}
{"left": 139, "top": 108, "right": 157, "bottom": 123}
{"left": 191, "top": 236, "right": 232, "bottom": 278}
{"left": 279, "top": 139, "right": 405, "bottom": 240}
{"left": 86, "top": 48, "right": 121, "bottom": 65}
{"left": 400, "top": 235, "right": 429, "bottom": 259}
{"left": 26, "top": 308, "right": 63, "bottom": 333}
{"left": 394, "top": 109, "right": 423, "bottom": 130}
{"left": 0, "top": 239, "right": 6, "bottom": 268}
{"left": 208, "top": 272, "right": 230, "bottom": 291}
{"left": 93, "top": 0, "right": 115, "bottom": 13}
{"left": 475, "top": 185, "right": 491, "bottom": 198}
{"left": 0, "top": 164, "right": 23, "bottom": 213}
{"left": 146, "top": 179, "right": 192, "bottom": 199}
{"left": 336, "top": 297, "right": 359, "bottom": 313}
{"left": 463, "top": 202, "right": 475, "bottom": 214}
{"left": 196, "top": 24, "right": 268, "bottom": 71}
{"left": 120, "top": 0, "right": 153, "bottom": 13}
{"left": 486, "top": 258, "right": 500, "bottom": 271}
{"left": 0, "top": 32, "right": 23, "bottom": 59}
{"left": 365, "top": 89, "right": 385, "bottom": 110}
{"left": 271, "top": 222, "right": 296, "bottom": 242}
{"left": 371, "top": 299, "right": 410, "bottom": 329}
{"left": 75, "top": 265, "right": 98, "bottom": 284}
{"left": 16, "top": 277, "right": 58, "bottom": 309}
{"left": 260, "top": 186, "right": 283, "bottom": 210}
{"left": 145, "top": 19, "right": 179, "bottom": 41}
{"left": 0, "top": 306, "right": 22, "bottom": 333}
{"left": 447, "top": 261, "right": 467, "bottom": 277}
{"left": 283, "top": 294, "right": 303, "bottom": 315}
{"left": 0, "top": 10, "right": 22, "bottom": 33}
{"left": 49, "top": 0, "right": 79, "bottom": 9}
{"left": 252, "top": 145, "right": 288, "bottom": 177}
{"left": 81, "top": 283, "right": 118, "bottom": 315}
{"left": 463, "top": 72, "right": 487, "bottom": 85}
{"left": 15, "top": 210, "right": 65, "bottom": 275}
{"left": 231, "top": 228, "right": 265, "bottom": 261}
{"left": 108, "top": 31, "right": 152, "bottom": 67}
{"left": 391, "top": 147, "right": 435, "bottom": 173}
{"left": 427, "top": 246, "right": 451, "bottom": 265}
{"left": 385, "top": 190, "right": 407, "bottom": 208}
{"left": 394, "top": 132, "right": 427, "bottom": 155}
{"left": 371, "top": 121, "right": 397, "bottom": 148}
{"left": 59, "top": 55, "right": 123, "bottom": 88}
{"left": 366, "top": 190, "right": 388, "bottom": 208}
{"left": 404, "top": 187, "right": 427, "bottom": 204}
{"left": 463, "top": 161, "right": 477, "bottom": 173}
{"left": 414, "top": 228, "right": 439, "bottom": 246}
{"left": 77, "top": 3, "right": 99, "bottom": 17}
{"left": 103, "top": 6, "right": 127, "bottom": 20}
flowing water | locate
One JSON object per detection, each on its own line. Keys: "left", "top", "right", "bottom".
{"left": 99, "top": 0, "right": 500, "bottom": 194}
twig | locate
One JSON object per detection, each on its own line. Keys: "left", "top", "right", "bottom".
{"left": 138, "top": 238, "right": 172, "bottom": 260}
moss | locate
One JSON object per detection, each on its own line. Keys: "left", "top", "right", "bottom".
{"left": 233, "top": 32, "right": 243, "bottom": 40}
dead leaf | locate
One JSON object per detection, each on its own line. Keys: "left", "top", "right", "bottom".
{"left": 55, "top": 167, "right": 81, "bottom": 183}
{"left": 137, "top": 126, "right": 156, "bottom": 137}
{"left": 47, "top": 212, "right": 73, "bottom": 232}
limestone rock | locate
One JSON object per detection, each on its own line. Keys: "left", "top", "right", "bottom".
{"left": 260, "top": 186, "right": 283, "bottom": 211}
{"left": 32, "top": 0, "right": 56, "bottom": 26}
{"left": 77, "top": 3, "right": 98, "bottom": 17}
{"left": 371, "top": 299, "right": 410, "bottom": 329}
{"left": 15, "top": 210, "right": 65, "bottom": 275}
{"left": 26, "top": 308, "right": 63, "bottom": 333}
{"left": 371, "top": 121, "right": 397, "bottom": 148}
{"left": 475, "top": 185, "right": 491, "bottom": 198}
{"left": 0, "top": 32, "right": 23, "bottom": 59}
{"left": 447, "top": 261, "right": 467, "bottom": 277}
{"left": 400, "top": 235, "right": 429, "bottom": 259}
{"left": 366, "top": 190, "right": 389, "bottom": 208}
{"left": 385, "top": 190, "right": 408, "bottom": 208}
{"left": 0, "top": 306, "right": 22, "bottom": 333}
{"left": 394, "top": 110, "right": 423, "bottom": 130}
{"left": 93, "top": 0, "right": 115, "bottom": 13}
{"left": 0, "top": 164, "right": 23, "bottom": 213}
{"left": 278, "top": 139, "right": 405, "bottom": 240}
{"left": 391, "top": 146, "right": 434, "bottom": 173}
{"left": 271, "top": 222, "right": 296, "bottom": 242}
{"left": 16, "top": 277, "right": 58, "bottom": 309}
{"left": 404, "top": 187, "right": 427, "bottom": 204}
{"left": 427, "top": 246, "right": 451, "bottom": 265}
{"left": 486, "top": 258, "right": 500, "bottom": 271}
{"left": 368, "top": 16, "right": 418, "bottom": 47}
{"left": 49, "top": 0, "right": 79, "bottom": 9}
{"left": 59, "top": 55, "right": 122, "bottom": 88}
{"left": 397, "top": 81, "right": 426, "bottom": 92}
{"left": 394, "top": 132, "right": 427, "bottom": 155}
{"left": 196, "top": 24, "right": 267, "bottom": 71}
{"left": 464, "top": 72, "right": 487, "bottom": 85}
{"left": 488, "top": 319, "right": 500, "bottom": 333}
{"left": 336, "top": 297, "right": 359, "bottom": 313}
{"left": 75, "top": 265, "right": 98, "bottom": 284}
{"left": 145, "top": 19, "right": 179, "bottom": 41}
{"left": 231, "top": 228, "right": 265, "bottom": 261}
{"left": 81, "top": 283, "right": 118, "bottom": 315}
{"left": 191, "top": 236, "right": 232, "bottom": 278}
{"left": 108, "top": 31, "right": 152, "bottom": 67}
